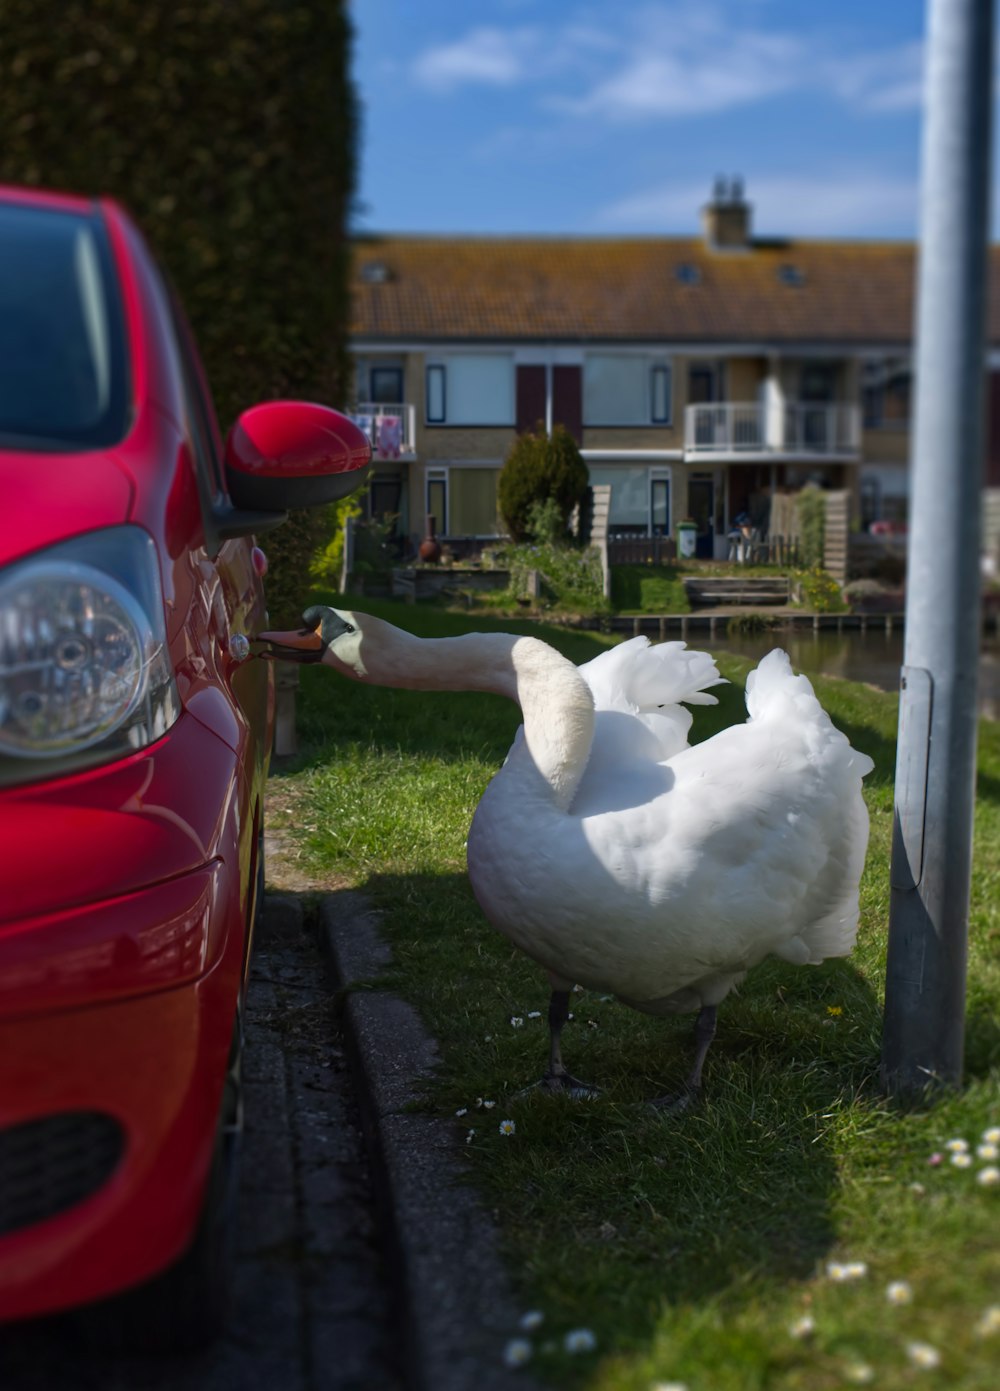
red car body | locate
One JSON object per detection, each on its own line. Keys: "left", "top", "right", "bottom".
{"left": 0, "top": 185, "right": 369, "bottom": 1330}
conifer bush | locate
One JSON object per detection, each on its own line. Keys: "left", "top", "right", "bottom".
{"left": 498, "top": 425, "right": 589, "bottom": 541}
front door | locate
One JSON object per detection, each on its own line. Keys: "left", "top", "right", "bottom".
{"left": 688, "top": 477, "right": 715, "bottom": 558}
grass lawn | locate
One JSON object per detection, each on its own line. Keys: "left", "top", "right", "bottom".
{"left": 272, "top": 594, "right": 1000, "bottom": 1390}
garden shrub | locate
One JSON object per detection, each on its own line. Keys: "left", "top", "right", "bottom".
{"left": 793, "top": 567, "right": 848, "bottom": 613}
{"left": 498, "top": 425, "right": 589, "bottom": 541}
{"left": 796, "top": 485, "right": 827, "bottom": 570}
{"left": 0, "top": 0, "right": 360, "bottom": 624}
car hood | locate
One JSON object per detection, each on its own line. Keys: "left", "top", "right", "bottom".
{"left": 0, "top": 446, "right": 135, "bottom": 569}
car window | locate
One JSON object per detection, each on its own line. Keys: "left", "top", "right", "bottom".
{"left": 167, "top": 294, "right": 226, "bottom": 499}
{"left": 0, "top": 202, "right": 128, "bottom": 450}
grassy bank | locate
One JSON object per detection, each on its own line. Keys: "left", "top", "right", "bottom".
{"left": 272, "top": 596, "right": 1000, "bottom": 1390}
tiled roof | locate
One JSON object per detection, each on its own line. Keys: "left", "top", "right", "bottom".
{"left": 350, "top": 234, "right": 1000, "bottom": 346}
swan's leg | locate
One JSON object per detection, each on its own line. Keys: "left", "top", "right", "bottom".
{"left": 652, "top": 1005, "right": 717, "bottom": 1111}
{"left": 537, "top": 989, "right": 598, "bottom": 1098}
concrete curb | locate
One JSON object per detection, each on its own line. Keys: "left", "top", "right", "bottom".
{"left": 318, "top": 890, "right": 542, "bottom": 1391}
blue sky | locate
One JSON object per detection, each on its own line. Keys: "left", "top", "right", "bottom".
{"left": 352, "top": 0, "right": 944, "bottom": 240}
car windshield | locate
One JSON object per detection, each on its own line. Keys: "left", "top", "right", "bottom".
{"left": 0, "top": 201, "right": 128, "bottom": 450}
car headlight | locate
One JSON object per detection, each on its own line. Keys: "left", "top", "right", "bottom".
{"left": 0, "top": 527, "right": 180, "bottom": 785}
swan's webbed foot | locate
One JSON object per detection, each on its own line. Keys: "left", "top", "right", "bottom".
{"left": 541, "top": 1070, "right": 599, "bottom": 1100}
{"left": 649, "top": 1082, "right": 702, "bottom": 1113}
{"left": 515, "top": 1070, "right": 599, "bottom": 1101}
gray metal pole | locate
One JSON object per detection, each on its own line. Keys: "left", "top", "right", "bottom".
{"left": 881, "top": 0, "right": 994, "bottom": 1095}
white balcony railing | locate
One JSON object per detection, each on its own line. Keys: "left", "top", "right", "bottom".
{"left": 348, "top": 402, "right": 417, "bottom": 459}
{"left": 684, "top": 402, "right": 861, "bottom": 457}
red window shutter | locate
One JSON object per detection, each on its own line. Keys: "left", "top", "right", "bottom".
{"left": 553, "top": 365, "right": 582, "bottom": 443}
{"left": 516, "top": 365, "right": 546, "bottom": 434}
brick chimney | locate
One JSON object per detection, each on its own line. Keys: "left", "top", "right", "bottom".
{"left": 701, "top": 175, "right": 751, "bottom": 250}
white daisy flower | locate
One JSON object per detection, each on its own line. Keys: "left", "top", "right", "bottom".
{"left": 950, "top": 1152, "right": 973, "bottom": 1169}
{"left": 975, "top": 1305, "right": 1000, "bottom": 1336}
{"left": 945, "top": 1138, "right": 969, "bottom": 1153}
{"left": 789, "top": 1314, "right": 815, "bottom": 1338}
{"left": 563, "top": 1328, "right": 596, "bottom": 1353}
{"left": 826, "top": 1262, "right": 848, "bottom": 1281}
{"left": 465, "top": 1128, "right": 476, "bottom": 1144}
{"left": 527, "top": 1011, "right": 541, "bottom": 1019}
{"left": 844, "top": 1364, "right": 875, "bottom": 1385}
{"left": 976, "top": 1142, "right": 998, "bottom": 1161}
{"left": 483, "top": 1100, "right": 496, "bottom": 1109}
{"left": 886, "top": 1280, "right": 913, "bottom": 1305}
{"left": 827, "top": 1260, "right": 866, "bottom": 1281}
{"left": 455, "top": 1108, "right": 468, "bottom": 1117}
{"left": 572, "top": 984, "right": 584, "bottom": 993}
{"left": 909, "top": 1182, "right": 927, "bottom": 1196}
{"left": 977, "top": 1166, "right": 1000, "bottom": 1186}
{"left": 503, "top": 1338, "right": 532, "bottom": 1367}
{"left": 845, "top": 1261, "right": 868, "bottom": 1279}
{"left": 982, "top": 1127, "right": 1000, "bottom": 1144}
{"left": 906, "top": 1340, "right": 941, "bottom": 1370}
{"left": 510, "top": 1016, "right": 524, "bottom": 1028}
{"left": 499, "top": 1119, "right": 516, "bottom": 1136}
{"left": 651, "top": 1383, "right": 689, "bottom": 1391}
{"left": 519, "top": 1310, "right": 544, "bottom": 1331}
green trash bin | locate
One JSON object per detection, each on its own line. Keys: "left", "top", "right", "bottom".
{"left": 676, "top": 519, "right": 697, "bottom": 559}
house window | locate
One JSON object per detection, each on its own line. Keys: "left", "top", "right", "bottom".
{"left": 588, "top": 464, "right": 670, "bottom": 537}
{"left": 370, "top": 365, "right": 403, "bottom": 404}
{"left": 651, "top": 366, "right": 671, "bottom": 424}
{"left": 583, "top": 354, "right": 671, "bottom": 426}
{"left": 450, "top": 467, "right": 502, "bottom": 535}
{"left": 424, "top": 355, "right": 514, "bottom": 425}
{"left": 862, "top": 358, "right": 911, "bottom": 428}
{"left": 650, "top": 471, "right": 671, "bottom": 535}
{"left": 426, "top": 469, "right": 448, "bottom": 532}
{"left": 426, "top": 365, "right": 446, "bottom": 423}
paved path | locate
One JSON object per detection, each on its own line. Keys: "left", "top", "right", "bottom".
{"left": 1, "top": 898, "right": 402, "bottom": 1391}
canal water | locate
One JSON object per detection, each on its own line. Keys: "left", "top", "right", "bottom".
{"left": 698, "top": 627, "right": 1000, "bottom": 720}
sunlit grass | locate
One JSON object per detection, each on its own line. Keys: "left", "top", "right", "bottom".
{"left": 272, "top": 595, "right": 1000, "bottom": 1390}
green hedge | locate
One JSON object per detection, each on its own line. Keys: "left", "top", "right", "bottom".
{"left": 0, "top": 0, "right": 359, "bottom": 623}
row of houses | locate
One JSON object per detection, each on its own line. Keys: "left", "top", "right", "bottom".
{"left": 347, "top": 180, "right": 1000, "bottom": 561}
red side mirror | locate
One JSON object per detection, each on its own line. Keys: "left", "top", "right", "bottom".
{"left": 224, "top": 401, "right": 372, "bottom": 511}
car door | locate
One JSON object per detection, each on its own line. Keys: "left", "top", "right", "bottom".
{"left": 168, "top": 302, "right": 272, "bottom": 909}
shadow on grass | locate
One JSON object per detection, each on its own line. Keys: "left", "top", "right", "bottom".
{"left": 345, "top": 865, "right": 891, "bottom": 1336}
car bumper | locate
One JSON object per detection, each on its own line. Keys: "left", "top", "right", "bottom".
{"left": 0, "top": 713, "right": 252, "bottom": 1321}
{"left": 0, "top": 956, "right": 236, "bottom": 1321}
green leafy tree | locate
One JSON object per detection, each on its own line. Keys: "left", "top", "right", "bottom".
{"left": 0, "top": 0, "right": 359, "bottom": 624}
{"left": 498, "top": 424, "right": 589, "bottom": 542}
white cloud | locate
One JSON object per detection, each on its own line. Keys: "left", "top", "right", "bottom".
{"left": 409, "top": 4, "right": 925, "bottom": 120}
{"left": 597, "top": 172, "right": 920, "bottom": 236}
{"left": 411, "top": 26, "right": 539, "bottom": 92}
{"left": 821, "top": 41, "right": 925, "bottom": 114}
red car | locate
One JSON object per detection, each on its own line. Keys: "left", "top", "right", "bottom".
{"left": 0, "top": 185, "right": 370, "bottom": 1348}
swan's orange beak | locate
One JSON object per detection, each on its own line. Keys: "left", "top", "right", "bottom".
{"left": 251, "top": 624, "right": 326, "bottom": 664}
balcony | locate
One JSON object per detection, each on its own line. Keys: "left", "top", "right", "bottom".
{"left": 349, "top": 402, "right": 417, "bottom": 460}
{"left": 684, "top": 402, "right": 861, "bottom": 460}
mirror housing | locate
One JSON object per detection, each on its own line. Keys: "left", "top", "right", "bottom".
{"left": 223, "top": 401, "right": 372, "bottom": 514}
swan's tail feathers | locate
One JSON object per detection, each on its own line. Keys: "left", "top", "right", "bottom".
{"left": 580, "top": 636, "right": 728, "bottom": 713}
{"left": 744, "top": 649, "right": 875, "bottom": 778}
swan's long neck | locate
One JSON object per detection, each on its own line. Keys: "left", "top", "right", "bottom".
{"left": 350, "top": 622, "right": 595, "bottom": 811}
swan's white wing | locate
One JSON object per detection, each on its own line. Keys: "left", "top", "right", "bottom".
{"left": 578, "top": 637, "right": 727, "bottom": 761}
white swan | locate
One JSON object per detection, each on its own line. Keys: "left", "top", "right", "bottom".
{"left": 259, "top": 606, "right": 874, "bottom": 1104}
